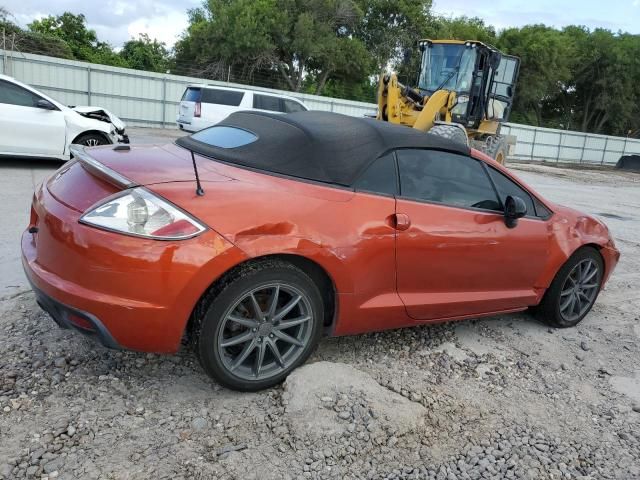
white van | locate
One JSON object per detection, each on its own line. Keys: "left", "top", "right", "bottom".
{"left": 176, "top": 85, "right": 309, "bottom": 132}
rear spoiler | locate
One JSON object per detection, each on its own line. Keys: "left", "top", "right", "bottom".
{"left": 70, "top": 145, "right": 138, "bottom": 189}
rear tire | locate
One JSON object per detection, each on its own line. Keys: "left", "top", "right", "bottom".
{"left": 428, "top": 124, "right": 469, "bottom": 146}
{"left": 535, "top": 247, "right": 604, "bottom": 328}
{"left": 193, "top": 260, "right": 323, "bottom": 391}
{"left": 473, "top": 135, "right": 508, "bottom": 165}
{"left": 73, "top": 133, "right": 110, "bottom": 147}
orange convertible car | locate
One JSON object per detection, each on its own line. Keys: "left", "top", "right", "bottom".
{"left": 22, "top": 111, "right": 619, "bottom": 390}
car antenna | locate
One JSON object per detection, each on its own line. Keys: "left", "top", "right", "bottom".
{"left": 190, "top": 150, "right": 205, "bottom": 196}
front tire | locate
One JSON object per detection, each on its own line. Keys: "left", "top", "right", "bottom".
{"left": 194, "top": 260, "right": 323, "bottom": 391}
{"left": 535, "top": 247, "right": 604, "bottom": 328}
{"left": 73, "top": 133, "right": 110, "bottom": 147}
{"left": 428, "top": 124, "right": 469, "bottom": 146}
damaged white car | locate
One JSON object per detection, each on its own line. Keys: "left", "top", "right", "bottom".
{"left": 0, "top": 74, "right": 128, "bottom": 160}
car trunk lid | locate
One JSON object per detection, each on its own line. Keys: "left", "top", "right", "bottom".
{"left": 48, "top": 144, "right": 232, "bottom": 213}
{"left": 72, "top": 143, "right": 233, "bottom": 187}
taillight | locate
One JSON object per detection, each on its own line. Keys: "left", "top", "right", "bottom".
{"left": 194, "top": 102, "right": 201, "bottom": 117}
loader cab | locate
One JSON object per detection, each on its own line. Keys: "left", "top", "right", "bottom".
{"left": 417, "top": 40, "right": 519, "bottom": 129}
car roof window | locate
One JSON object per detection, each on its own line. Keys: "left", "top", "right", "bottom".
{"left": 190, "top": 126, "right": 258, "bottom": 149}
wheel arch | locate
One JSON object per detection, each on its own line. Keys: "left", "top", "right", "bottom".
{"left": 184, "top": 253, "right": 338, "bottom": 343}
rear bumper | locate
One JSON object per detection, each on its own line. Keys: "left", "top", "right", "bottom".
{"left": 22, "top": 181, "right": 247, "bottom": 353}
{"left": 26, "top": 272, "right": 120, "bottom": 349}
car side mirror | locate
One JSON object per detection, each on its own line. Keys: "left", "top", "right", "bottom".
{"left": 36, "top": 99, "right": 56, "bottom": 110}
{"left": 504, "top": 195, "right": 527, "bottom": 228}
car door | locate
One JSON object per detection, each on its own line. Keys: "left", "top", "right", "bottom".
{"left": 0, "top": 79, "right": 66, "bottom": 156}
{"left": 394, "top": 148, "right": 550, "bottom": 321}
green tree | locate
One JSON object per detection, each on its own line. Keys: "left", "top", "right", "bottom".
{"left": 562, "top": 27, "right": 638, "bottom": 135}
{"left": 28, "top": 12, "right": 122, "bottom": 65}
{"left": 120, "top": 34, "right": 170, "bottom": 72}
{"left": 1, "top": 8, "right": 74, "bottom": 59}
{"left": 426, "top": 16, "right": 497, "bottom": 44}
{"left": 174, "top": 0, "right": 374, "bottom": 95}
{"left": 497, "top": 25, "right": 573, "bottom": 127}
{"left": 352, "top": 0, "right": 432, "bottom": 71}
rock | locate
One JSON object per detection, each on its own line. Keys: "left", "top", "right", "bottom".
{"left": 575, "top": 354, "right": 585, "bottom": 361}
{"left": 53, "top": 357, "right": 67, "bottom": 368}
{"left": 632, "top": 404, "right": 640, "bottom": 413}
{"left": 283, "top": 362, "right": 426, "bottom": 438}
{"left": 216, "top": 444, "right": 247, "bottom": 456}
{"left": 191, "top": 417, "right": 208, "bottom": 431}
{"left": 337, "top": 411, "right": 351, "bottom": 420}
{"left": 580, "top": 341, "right": 590, "bottom": 351}
{"left": 43, "top": 458, "right": 64, "bottom": 474}
{"left": 66, "top": 425, "right": 76, "bottom": 437}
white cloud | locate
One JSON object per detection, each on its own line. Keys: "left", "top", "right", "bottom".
{"left": 127, "top": 12, "right": 189, "bottom": 47}
{"left": 1, "top": 0, "right": 199, "bottom": 47}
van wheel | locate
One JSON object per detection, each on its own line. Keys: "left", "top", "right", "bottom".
{"left": 535, "top": 248, "right": 604, "bottom": 328}
{"left": 193, "top": 260, "right": 323, "bottom": 391}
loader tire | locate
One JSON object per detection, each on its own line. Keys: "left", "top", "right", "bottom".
{"left": 474, "top": 135, "right": 508, "bottom": 165}
{"left": 428, "top": 124, "right": 468, "bottom": 146}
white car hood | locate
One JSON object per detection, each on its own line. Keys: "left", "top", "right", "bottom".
{"left": 72, "top": 106, "right": 126, "bottom": 131}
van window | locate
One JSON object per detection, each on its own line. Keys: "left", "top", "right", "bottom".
{"left": 181, "top": 87, "right": 201, "bottom": 102}
{"left": 284, "top": 99, "right": 306, "bottom": 113}
{"left": 253, "top": 94, "right": 284, "bottom": 112}
{"left": 201, "top": 88, "right": 244, "bottom": 106}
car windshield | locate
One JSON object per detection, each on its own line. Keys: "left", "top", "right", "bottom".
{"left": 418, "top": 44, "right": 476, "bottom": 94}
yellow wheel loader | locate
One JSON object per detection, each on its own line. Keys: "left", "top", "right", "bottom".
{"left": 376, "top": 40, "right": 520, "bottom": 164}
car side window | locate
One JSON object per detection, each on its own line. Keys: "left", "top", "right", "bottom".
{"left": 0, "top": 80, "right": 40, "bottom": 107}
{"left": 201, "top": 88, "right": 244, "bottom": 106}
{"left": 486, "top": 166, "right": 537, "bottom": 217}
{"left": 354, "top": 154, "right": 397, "bottom": 196}
{"left": 253, "top": 94, "right": 284, "bottom": 112}
{"left": 284, "top": 99, "right": 306, "bottom": 113}
{"left": 397, "top": 149, "right": 501, "bottom": 211}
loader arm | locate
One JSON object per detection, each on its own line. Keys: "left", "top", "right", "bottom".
{"left": 376, "top": 72, "right": 456, "bottom": 132}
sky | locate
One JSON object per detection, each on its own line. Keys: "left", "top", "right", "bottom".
{"left": 1, "top": 0, "right": 639, "bottom": 49}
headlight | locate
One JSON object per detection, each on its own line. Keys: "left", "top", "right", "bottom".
{"left": 80, "top": 188, "right": 207, "bottom": 240}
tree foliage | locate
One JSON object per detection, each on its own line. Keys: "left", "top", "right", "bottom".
{"left": 120, "top": 34, "right": 170, "bottom": 73}
{"left": 28, "top": 13, "right": 120, "bottom": 64}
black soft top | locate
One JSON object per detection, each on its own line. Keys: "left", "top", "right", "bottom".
{"left": 176, "top": 110, "right": 470, "bottom": 187}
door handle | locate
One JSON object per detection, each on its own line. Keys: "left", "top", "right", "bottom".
{"left": 393, "top": 213, "right": 411, "bottom": 231}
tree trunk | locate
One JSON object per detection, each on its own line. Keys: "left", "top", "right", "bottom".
{"left": 294, "top": 59, "right": 305, "bottom": 92}
{"left": 315, "top": 69, "right": 331, "bottom": 95}
{"left": 594, "top": 111, "right": 609, "bottom": 134}
{"left": 277, "top": 63, "right": 296, "bottom": 91}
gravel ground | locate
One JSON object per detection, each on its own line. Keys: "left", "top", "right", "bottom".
{"left": 1, "top": 159, "right": 639, "bottom": 480}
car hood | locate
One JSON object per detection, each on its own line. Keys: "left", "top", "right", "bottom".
{"left": 71, "top": 106, "right": 126, "bottom": 131}
{"left": 76, "top": 143, "right": 234, "bottom": 186}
